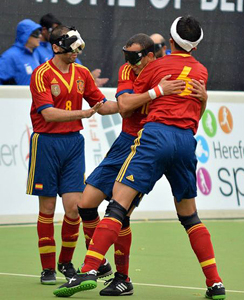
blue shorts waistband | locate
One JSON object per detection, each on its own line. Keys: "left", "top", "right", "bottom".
{"left": 144, "top": 122, "right": 194, "bottom": 135}
{"left": 34, "top": 131, "right": 80, "bottom": 138}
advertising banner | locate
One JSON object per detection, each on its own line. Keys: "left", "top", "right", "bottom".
{"left": 0, "top": 87, "right": 243, "bottom": 224}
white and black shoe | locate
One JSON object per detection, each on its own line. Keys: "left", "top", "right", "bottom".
{"left": 40, "top": 269, "right": 56, "bottom": 285}
{"left": 205, "top": 282, "right": 226, "bottom": 299}
{"left": 58, "top": 262, "right": 77, "bottom": 281}
{"left": 100, "top": 272, "right": 134, "bottom": 296}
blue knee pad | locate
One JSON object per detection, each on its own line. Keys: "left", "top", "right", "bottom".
{"left": 178, "top": 211, "right": 201, "bottom": 230}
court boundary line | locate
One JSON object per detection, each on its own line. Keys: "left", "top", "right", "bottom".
{"left": 0, "top": 272, "right": 243, "bottom": 294}
{"left": 0, "top": 218, "right": 244, "bottom": 228}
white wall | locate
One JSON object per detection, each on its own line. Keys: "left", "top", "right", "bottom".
{"left": 0, "top": 87, "right": 244, "bottom": 224}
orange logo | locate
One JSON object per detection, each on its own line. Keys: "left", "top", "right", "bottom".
{"left": 218, "top": 106, "right": 233, "bottom": 133}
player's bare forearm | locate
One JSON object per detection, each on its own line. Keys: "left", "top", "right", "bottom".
{"left": 41, "top": 102, "right": 103, "bottom": 122}
{"left": 98, "top": 100, "right": 119, "bottom": 115}
{"left": 118, "top": 92, "right": 152, "bottom": 115}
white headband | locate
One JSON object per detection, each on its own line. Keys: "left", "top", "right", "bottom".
{"left": 67, "top": 30, "right": 85, "bottom": 50}
{"left": 170, "top": 17, "right": 203, "bottom": 52}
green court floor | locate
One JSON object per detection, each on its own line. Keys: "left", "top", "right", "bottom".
{"left": 0, "top": 220, "right": 243, "bottom": 299}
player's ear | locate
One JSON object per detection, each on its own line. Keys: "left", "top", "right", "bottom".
{"left": 148, "top": 52, "right": 155, "bottom": 59}
{"left": 52, "top": 44, "right": 59, "bottom": 54}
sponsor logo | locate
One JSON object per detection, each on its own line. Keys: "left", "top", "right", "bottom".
{"left": 126, "top": 175, "right": 134, "bottom": 182}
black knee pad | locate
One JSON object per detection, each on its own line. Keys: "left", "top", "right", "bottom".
{"left": 78, "top": 206, "right": 98, "bottom": 221}
{"left": 122, "top": 216, "right": 130, "bottom": 229}
{"left": 104, "top": 199, "right": 128, "bottom": 224}
{"left": 178, "top": 211, "right": 201, "bottom": 230}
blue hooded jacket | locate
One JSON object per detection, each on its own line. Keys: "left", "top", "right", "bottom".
{"left": 0, "top": 19, "right": 41, "bottom": 85}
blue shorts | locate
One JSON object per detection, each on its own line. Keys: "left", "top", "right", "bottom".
{"left": 86, "top": 131, "right": 143, "bottom": 207}
{"left": 26, "top": 132, "right": 85, "bottom": 197}
{"left": 116, "top": 122, "right": 198, "bottom": 202}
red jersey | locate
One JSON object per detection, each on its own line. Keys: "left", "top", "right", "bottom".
{"left": 133, "top": 53, "right": 208, "bottom": 134}
{"left": 30, "top": 60, "right": 105, "bottom": 133}
{"left": 116, "top": 63, "right": 149, "bottom": 137}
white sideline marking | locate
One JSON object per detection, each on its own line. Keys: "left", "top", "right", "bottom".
{"left": 0, "top": 272, "right": 243, "bottom": 294}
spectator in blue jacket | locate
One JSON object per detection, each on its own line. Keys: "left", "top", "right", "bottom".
{"left": 35, "top": 13, "right": 109, "bottom": 87}
{"left": 0, "top": 19, "right": 41, "bottom": 85}
{"left": 34, "top": 13, "right": 61, "bottom": 64}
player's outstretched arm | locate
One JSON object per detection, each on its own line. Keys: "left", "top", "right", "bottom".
{"left": 118, "top": 75, "right": 185, "bottom": 116}
{"left": 41, "top": 101, "right": 104, "bottom": 122}
{"left": 97, "top": 100, "right": 119, "bottom": 115}
{"left": 188, "top": 79, "right": 208, "bottom": 118}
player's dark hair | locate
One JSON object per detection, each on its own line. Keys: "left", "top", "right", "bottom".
{"left": 125, "top": 33, "right": 155, "bottom": 52}
{"left": 49, "top": 25, "right": 69, "bottom": 45}
{"left": 174, "top": 16, "right": 202, "bottom": 51}
{"left": 40, "top": 13, "right": 61, "bottom": 30}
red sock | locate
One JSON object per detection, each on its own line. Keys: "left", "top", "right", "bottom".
{"left": 82, "top": 216, "right": 100, "bottom": 249}
{"left": 82, "top": 217, "right": 122, "bottom": 273}
{"left": 114, "top": 226, "right": 132, "bottom": 277}
{"left": 81, "top": 216, "right": 106, "bottom": 265}
{"left": 58, "top": 215, "right": 80, "bottom": 264}
{"left": 37, "top": 212, "right": 55, "bottom": 270}
{"left": 187, "top": 223, "right": 222, "bottom": 286}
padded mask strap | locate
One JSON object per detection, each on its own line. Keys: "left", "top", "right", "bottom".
{"left": 178, "top": 211, "right": 201, "bottom": 230}
{"left": 78, "top": 206, "right": 98, "bottom": 221}
{"left": 104, "top": 199, "right": 128, "bottom": 224}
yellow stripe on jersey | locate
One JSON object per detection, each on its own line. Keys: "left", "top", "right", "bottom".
{"left": 170, "top": 53, "right": 191, "bottom": 57}
{"left": 35, "top": 63, "right": 50, "bottom": 93}
{"left": 200, "top": 258, "right": 216, "bottom": 268}
{"left": 75, "top": 63, "right": 95, "bottom": 81}
{"left": 47, "top": 61, "right": 75, "bottom": 93}
{"left": 26, "top": 133, "right": 39, "bottom": 195}
{"left": 122, "top": 65, "right": 132, "bottom": 81}
{"left": 39, "top": 245, "right": 56, "bottom": 254}
{"left": 62, "top": 241, "right": 77, "bottom": 248}
{"left": 116, "top": 129, "right": 143, "bottom": 182}
{"left": 86, "top": 250, "right": 104, "bottom": 261}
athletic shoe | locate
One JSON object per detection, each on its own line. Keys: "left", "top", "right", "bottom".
{"left": 205, "top": 282, "right": 226, "bottom": 299}
{"left": 77, "top": 259, "right": 113, "bottom": 279}
{"left": 99, "top": 272, "right": 134, "bottom": 296}
{"left": 58, "top": 262, "right": 77, "bottom": 281}
{"left": 97, "top": 258, "right": 113, "bottom": 278}
{"left": 53, "top": 270, "right": 97, "bottom": 297}
{"left": 40, "top": 269, "right": 56, "bottom": 285}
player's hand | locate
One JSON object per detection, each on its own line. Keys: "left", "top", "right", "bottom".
{"left": 95, "top": 77, "right": 109, "bottom": 87}
{"left": 188, "top": 79, "right": 208, "bottom": 102}
{"left": 158, "top": 75, "right": 186, "bottom": 95}
{"left": 81, "top": 101, "right": 103, "bottom": 118}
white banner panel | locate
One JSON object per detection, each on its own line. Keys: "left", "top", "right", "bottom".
{"left": 0, "top": 87, "right": 243, "bottom": 223}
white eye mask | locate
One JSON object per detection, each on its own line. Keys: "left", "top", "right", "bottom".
{"left": 67, "top": 30, "right": 85, "bottom": 51}
{"left": 170, "top": 16, "right": 203, "bottom": 52}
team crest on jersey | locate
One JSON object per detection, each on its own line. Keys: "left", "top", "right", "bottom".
{"left": 51, "top": 84, "right": 61, "bottom": 96}
{"left": 77, "top": 79, "right": 84, "bottom": 94}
